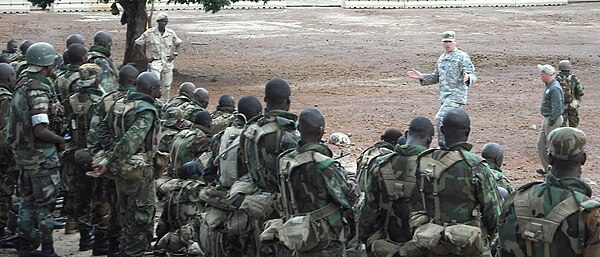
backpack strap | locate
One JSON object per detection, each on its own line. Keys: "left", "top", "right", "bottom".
{"left": 418, "top": 150, "right": 464, "bottom": 222}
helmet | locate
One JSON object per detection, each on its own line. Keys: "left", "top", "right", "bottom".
{"left": 26, "top": 42, "right": 58, "bottom": 67}
{"left": 558, "top": 60, "right": 572, "bottom": 71}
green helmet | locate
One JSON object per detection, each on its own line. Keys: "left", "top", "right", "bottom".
{"left": 26, "top": 42, "right": 58, "bottom": 67}
{"left": 558, "top": 60, "right": 571, "bottom": 71}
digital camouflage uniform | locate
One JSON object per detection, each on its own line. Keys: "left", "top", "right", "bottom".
{"left": 210, "top": 106, "right": 236, "bottom": 135}
{"left": 420, "top": 48, "right": 476, "bottom": 146}
{"left": 415, "top": 142, "right": 501, "bottom": 257}
{"left": 556, "top": 71, "right": 584, "bottom": 128}
{"left": 358, "top": 144, "right": 427, "bottom": 256}
{"left": 162, "top": 92, "right": 205, "bottom": 121}
{"left": 0, "top": 81, "right": 16, "bottom": 237}
{"left": 8, "top": 71, "right": 62, "bottom": 251}
{"left": 276, "top": 142, "right": 358, "bottom": 256}
{"left": 168, "top": 124, "right": 211, "bottom": 176}
{"left": 97, "top": 91, "right": 159, "bottom": 257}
{"left": 356, "top": 140, "right": 396, "bottom": 192}
{"left": 87, "top": 45, "right": 118, "bottom": 94}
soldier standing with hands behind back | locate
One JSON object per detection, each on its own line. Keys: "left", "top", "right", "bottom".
{"left": 406, "top": 31, "right": 476, "bottom": 147}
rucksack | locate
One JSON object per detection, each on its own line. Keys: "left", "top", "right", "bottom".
{"left": 214, "top": 126, "right": 243, "bottom": 188}
{"left": 557, "top": 74, "right": 574, "bottom": 103}
{"left": 169, "top": 128, "right": 208, "bottom": 175}
{"left": 356, "top": 144, "right": 394, "bottom": 191}
{"left": 65, "top": 89, "right": 101, "bottom": 148}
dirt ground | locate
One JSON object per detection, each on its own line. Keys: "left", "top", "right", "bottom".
{"left": 1, "top": 3, "right": 600, "bottom": 256}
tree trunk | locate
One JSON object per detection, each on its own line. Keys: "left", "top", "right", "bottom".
{"left": 120, "top": 0, "right": 148, "bottom": 71}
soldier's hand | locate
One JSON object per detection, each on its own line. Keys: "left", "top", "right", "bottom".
{"left": 406, "top": 69, "right": 422, "bottom": 79}
{"left": 87, "top": 164, "right": 108, "bottom": 178}
{"left": 56, "top": 143, "right": 65, "bottom": 153}
{"left": 463, "top": 71, "right": 470, "bottom": 83}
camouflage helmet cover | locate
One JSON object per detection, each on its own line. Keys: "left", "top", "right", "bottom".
{"left": 26, "top": 42, "right": 58, "bottom": 67}
{"left": 548, "top": 127, "right": 586, "bottom": 160}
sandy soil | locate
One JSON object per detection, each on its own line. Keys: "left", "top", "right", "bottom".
{"left": 1, "top": 3, "right": 600, "bottom": 256}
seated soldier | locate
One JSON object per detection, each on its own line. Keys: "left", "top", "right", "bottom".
{"left": 481, "top": 142, "right": 513, "bottom": 193}
{"left": 210, "top": 94, "right": 236, "bottom": 134}
{"left": 168, "top": 111, "right": 212, "bottom": 175}
{"left": 356, "top": 128, "right": 403, "bottom": 191}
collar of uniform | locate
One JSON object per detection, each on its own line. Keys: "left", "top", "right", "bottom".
{"left": 190, "top": 124, "right": 211, "bottom": 135}
{"left": 127, "top": 91, "right": 155, "bottom": 104}
{"left": 265, "top": 109, "right": 298, "bottom": 121}
{"left": 395, "top": 144, "right": 427, "bottom": 156}
{"left": 27, "top": 71, "right": 52, "bottom": 86}
{"left": 545, "top": 172, "right": 592, "bottom": 197}
{"left": 216, "top": 106, "right": 235, "bottom": 114}
{"left": 545, "top": 79, "right": 558, "bottom": 89}
{"left": 89, "top": 45, "right": 111, "bottom": 58}
{"left": 488, "top": 163, "right": 502, "bottom": 171}
{"left": 118, "top": 84, "right": 136, "bottom": 92}
{"left": 444, "top": 142, "right": 473, "bottom": 151}
{"left": 296, "top": 141, "right": 333, "bottom": 157}
{"left": 0, "top": 83, "right": 12, "bottom": 93}
{"left": 67, "top": 64, "right": 81, "bottom": 72}
{"left": 374, "top": 141, "right": 395, "bottom": 151}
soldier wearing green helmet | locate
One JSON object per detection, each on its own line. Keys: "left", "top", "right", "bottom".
{"left": 8, "top": 42, "right": 65, "bottom": 257}
{"left": 556, "top": 59, "right": 585, "bottom": 128}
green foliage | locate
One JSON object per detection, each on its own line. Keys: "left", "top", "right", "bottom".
{"left": 28, "top": 0, "right": 53, "bottom": 10}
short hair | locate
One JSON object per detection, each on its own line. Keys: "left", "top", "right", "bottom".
{"left": 298, "top": 108, "right": 325, "bottom": 136}
{"left": 238, "top": 96, "right": 262, "bottom": 121}
{"left": 442, "top": 109, "right": 470, "bottom": 131}
{"left": 66, "top": 43, "right": 88, "bottom": 65}
{"left": 193, "top": 111, "right": 212, "bottom": 128}
{"left": 408, "top": 116, "right": 434, "bottom": 139}
{"left": 264, "top": 78, "right": 291, "bottom": 105}
{"left": 218, "top": 94, "right": 235, "bottom": 108}
{"left": 381, "top": 129, "right": 403, "bottom": 145}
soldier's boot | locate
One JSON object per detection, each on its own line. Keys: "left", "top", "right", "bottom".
{"left": 64, "top": 217, "right": 77, "bottom": 234}
{"left": 14, "top": 237, "right": 41, "bottom": 257}
{"left": 92, "top": 230, "right": 109, "bottom": 256}
{"left": 107, "top": 236, "right": 121, "bottom": 257}
{"left": 41, "top": 235, "right": 61, "bottom": 257}
{"left": 79, "top": 229, "right": 94, "bottom": 251}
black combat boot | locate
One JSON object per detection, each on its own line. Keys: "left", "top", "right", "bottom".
{"left": 107, "top": 236, "right": 121, "bottom": 257}
{"left": 40, "top": 235, "right": 60, "bottom": 257}
{"left": 14, "top": 237, "right": 41, "bottom": 257}
{"left": 92, "top": 230, "right": 109, "bottom": 256}
{"left": 79, "top": 229, "right": 94, "bottom": 251}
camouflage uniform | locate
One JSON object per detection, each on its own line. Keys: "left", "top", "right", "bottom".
{"left": 487, "top": 163, "right": 512, "bottom": 193}
{"left": 162, "top": 92, "right": 205, "bottom": 121}
{"left": 556, "top": 71, "right": 584, "bottom": 128}
{"left": 276, "top": 142, "right": 358, "bottom": 256}
{"left": 358, "top": 144, "right": 427, "bottom": 254}
{"left": 97, "top": 91, "right": 159, "bottom": 257}
{"left": 415, "top": 142, "right": 501, "bottom": 257}
{"left": 10, "top": 54, "right": 27, "bottom": 77}
{"left": 356, "top": 141, "right": 395, "bottom": 192}
{"left": 420, "top": 48, "right": 476, "bottom": 146}
{"left": 54, "top": 64, "right": 80, "bottom": 102}
{"left": 157, "top": 107, "right": 190, "bottom": 153}
{"left": 0, "top": 81, "right": 16, "bottom": 237}
{"left": 8, "top": 71, "right": 62, "bottom": 250}
{"left": 87, "top": 45, "right": 118, "bottom": 94}
{"left": 210, "top": 106, "right": 236, "bottom": 135}
{"left": 168, "top": 125, "right": 211, "bottom": 175}
{"left": 0, "top": 50, "right": 17, "bottom": 60}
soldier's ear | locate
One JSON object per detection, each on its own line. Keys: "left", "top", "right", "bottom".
{"left": 581, "top": 152, "right": 587, "bottom": 166}
{"left": 548, "top": 154, "right": 555, "bottom": 166}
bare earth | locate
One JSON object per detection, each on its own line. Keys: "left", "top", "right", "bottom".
{"left": 1, "top": 3, "right": 600, "bottom": 256}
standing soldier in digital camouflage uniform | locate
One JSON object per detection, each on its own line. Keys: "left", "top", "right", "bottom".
{"left": 272, "top": 108, "right": 359, "bottom": 257}
{"left": 359, "top": 117, "right": 434, "bottom": 257}
{"left": 8, "top": 42, "right": 65, "bottom": 257}
{"left": 406, "top": 31, "right": 476, "bottom": 147}
{"left": 412, "top": 109, "right": 500, "bottom": 257}
{"left": 0, "top": 63, "right": 17, "bottom": 240}
{"left": 556, "top": 60, "right": 584, "bottom": 128}
{"left": 88, "top": 31, "right": 118, "bottom": 94}
{"left": 135, "top": 12, "right": 182, "bottom": 101}
{"left": 498, "top": 127, "right": 600, "bottom": 257}
{"left": 90, "top": 72, "right": 161, "bottom": 257}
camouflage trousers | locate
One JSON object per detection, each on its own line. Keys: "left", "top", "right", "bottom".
{"left": 0, "top": 168, "right": 18, "bottom": 233}
{"left": 116, "top": 166, "right": 156, "bottom": 257}
{"left": 16, "top": 167, "right": 60, "bottom": 243}
{"left": 435, "top": 101, "right": 463, "bottom": 147}
{"left": 562, "top": 107, "right": 580, "bottom": 128}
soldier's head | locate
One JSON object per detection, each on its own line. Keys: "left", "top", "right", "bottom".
{"left": 0, "top": 56, "right": 9, "bottom": 64}
{"left": 381, "top": 129, "right": 403, "bottom": 145}
{"left": 406, "top": 116, "right": 434, "bottom": 148}
{"left": 0, "top": 63, "right": 17, "bottom": 89}
{"left": 441, "top": 31, "right": 457, "bottom": 53}
{"left": 66, "top": 43, "right": 88, "bottom": 66}
{"left": 537, "top": 64, "right": 555, "bottom": 83}
{"left": 193, "top": 88, "right": 210, "bottom": 108}
{"left": 156, "top": 13, "right": 169, "bottom": 30}
{"left": 396, "top": 135, "right": 407, "bottom": 146}
{"left": 558, "top": 60, "right": 572, "bottom": 72}
{"left": 440, "top": 109, "right": 470, "bottom": 147}
{"left": 217, "top": 94, "right": 235, "bottom": 111}
{"left": 237, "top": 95, "right": 262, "bottom": 123}
{"left": 482, "top": 142, "right": 504, "bottom": 169}
{"left": 118, "top": 64, "right": 139, "bottom": 88}
{"left": 19, "top": 40, "right": 34, "bottom": 55}
{"left": 26, "top": 42, "right": 58, "bottom": 77}
{"left": 136, "top": 71, "right": 161, "bottom": 99}
{"left": 264, "top": 78, "right": 291, "bottom": 111}
{"left": 6, "top": 39, "right": 17, "bottom": 53}
{"left": 178, "top": 82, "right": 196, "bottom": 97}
{"left": 193, "top": 110, "right": 212, "bottom": 129}
{"left": 93, "top": 31, "right": 113, "bottom": 51}
{"left": 65, "top": 34, "right": 85, "bottom": 48}
{"left": 298, "top": 108, "right": 325, "bottom": 143}
{"left": 548, "top": 127, "right": 587, "bottom": 177}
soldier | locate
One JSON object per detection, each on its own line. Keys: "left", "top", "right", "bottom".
{"left": 11, "top": 40, "right": 34, "bottom": 76}
{"left": 0, "top": 56, "right": 9, "bottom": 64}
{"left": 210, "top": 94, "right": 236, "bottom": 134}
{"left": 55, "top": 34, "right": 86, "bottom": 76}
{"left": 135, "top": 12, "right": 182, "bottom": 101}
{"left": 158, "top": 106, "right": 191, "bottom": 153}
{"left": 86, "top": 64, "right": 139, "bottom": 257}
{"left": 556, "top": 60, "right": 584, "bottom": 128}
{"left": 1, "top": 39, "right": 18, "bottom": 60}
{"left": 481, "top": 142, "right": 512, "bottom": 193}
{"left": 356, "top": 128, "right": 403, "bottom": 191}
{"left": 55, "top": 43, "right": 88, "bottom": 103}
{"left": 498, "top": 127, "right": 600, "bottom": 257}
{"left": 162, "top": 82, "right": 205, "bottom": 120}
{"left": 406, "top": 31, "right": 476, "bottom": 147}
{"left": 90, "top": 72, "right": 161, "bottom": 257}
{"left": 271, "top": 108, "right": 359, "bottom": 256}
{"left": 8, "top": 42, "right": 64, "bottom": 257}
{"left": 412, "top": 109, "right": 500, "bottom": 257}
{"left": 0, "top": 63, "right": 17, "bottom": 239}
{"left": 88, "top": 31, "right": 118, "bottom": 94}
{"left": 358, "top": 117, "right": 434, "bottom": 257}
{"left": 169, "top": 111, "right": 212, "bottom": 175}
{"left": 536, "top": 64, "right": 564, "bottom": 175}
